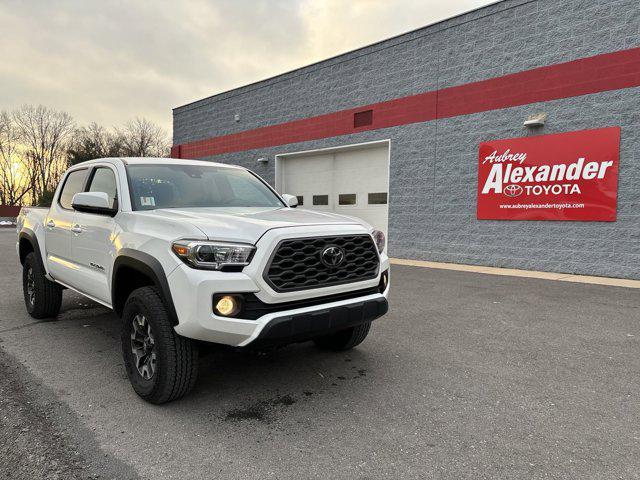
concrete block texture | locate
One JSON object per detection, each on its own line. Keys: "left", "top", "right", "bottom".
{"left": 173, "top": 0, "right": 640, "bottom": 279}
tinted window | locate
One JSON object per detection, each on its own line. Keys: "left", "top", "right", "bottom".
{"left": 59, "top": 169, "right": 87, "bottom": 210}
{"left": 127, "top": 164, "right": 283, "bottom": 210}
{"left": 368, "top": 192, "right": 388, "bottom": 205}
{"left": 338, "top": 193, "right": 356, "bottom": 205}
{"left": 88, "top": 168, "right": 118, "bottom": 209}
{"left": 313, "top": 195, "right": 328, "bottom": 206}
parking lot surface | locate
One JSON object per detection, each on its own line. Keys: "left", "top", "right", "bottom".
{"left": 1, "top": 229, "right": 639, "bottom": 479}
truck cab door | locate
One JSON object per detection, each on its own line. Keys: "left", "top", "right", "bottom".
{"left": 70, "top": 166, "right": 119, "bottom": 304}
{"left": 45, "top": 168, "right": 88, "bottom": 285}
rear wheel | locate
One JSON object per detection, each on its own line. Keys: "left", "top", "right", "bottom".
{"left": 313, "top": 322, "right": 371, "bottom": 351}
{"left": 121, "top": 286, "right": 198, "bottom": 404}
{"left": 22, "top": 252, "right": 62, "bottom": 319}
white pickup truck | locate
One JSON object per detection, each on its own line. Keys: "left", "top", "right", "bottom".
{"left": 17, "top": 158, "right": 390, "bottom": 403}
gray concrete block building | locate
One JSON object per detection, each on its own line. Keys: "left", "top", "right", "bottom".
{"left": 172, "top": 0, "right": 640, "bottom": 279}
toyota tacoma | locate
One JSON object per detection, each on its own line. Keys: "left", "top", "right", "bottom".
{"left": 16, "top": 158, "right": 390, "bottom": 403}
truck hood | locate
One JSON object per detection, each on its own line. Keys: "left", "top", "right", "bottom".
{"left": 138, "top": 207, "right": 366, "bottom": 243}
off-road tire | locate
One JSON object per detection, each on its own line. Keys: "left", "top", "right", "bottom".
{"left": 121, "top": 286, "right": 198, "bottom": 404}
{"left": 313, "top": 322, "right": 371, "bottom": 351}
{"left": 22, "top": 252, "right": 62, "bottom": 319}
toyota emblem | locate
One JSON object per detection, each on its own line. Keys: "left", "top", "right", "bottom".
{"left": 503, "top": 184, "right": 523, "bottom": 197}
{"left": 320, "top": 245, "right": 345, "bottom": 267}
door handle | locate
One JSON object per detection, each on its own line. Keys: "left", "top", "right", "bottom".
{"left": 70, "top": 224, "right": 83, "bottom": 234}
{"left": 46, "top": 219, "right": 55, "bottom": 229}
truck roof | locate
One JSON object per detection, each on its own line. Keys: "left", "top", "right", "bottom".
{"left": 75, "top": 157, "right": 243, "bottom": 170}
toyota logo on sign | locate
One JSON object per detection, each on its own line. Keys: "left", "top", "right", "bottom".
{"left": 320, "top": 245, "right": 345, "bottom": 267}
{"left": 503, "top": 184, "right": 523, "bottom": 197}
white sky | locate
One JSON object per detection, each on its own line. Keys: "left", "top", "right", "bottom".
{"left": 0, "top": 0, "right": 494, "bottom": 133}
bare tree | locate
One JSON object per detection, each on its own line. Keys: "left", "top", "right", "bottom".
{"left": 13, "top": 104, "right": 75, "bottom": 201}
{"left": 67, "top": 122, "right": 125, "bottom": 165}
{"left": 0, "top": 111, "right": 31, "bottom": 205}
{"left": 118, "top": 117, "right": 169, "bottom": 158}
{"left": 0, "top": 107, "right": 169, "bottom": 206}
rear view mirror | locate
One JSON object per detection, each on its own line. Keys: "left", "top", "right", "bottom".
{"left": 72, "top": 192, "right": 117, "bottom": 216}
{"left": 281, "top": 194, "right": 298, "bottom": 208}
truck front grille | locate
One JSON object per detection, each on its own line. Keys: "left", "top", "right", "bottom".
{"left": 264, "top": 235, "right": 379, "bottom": 292}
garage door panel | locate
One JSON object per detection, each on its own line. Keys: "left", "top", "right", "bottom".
{"left": 282, "top": 153, "right": 334, "bottom": 210}
{"left": 278, "top": 143, "right": 389, "bottom": 237}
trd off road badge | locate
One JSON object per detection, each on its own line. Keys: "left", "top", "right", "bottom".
{"left": 476, "top": 127, "right": 620, "bottom": 221}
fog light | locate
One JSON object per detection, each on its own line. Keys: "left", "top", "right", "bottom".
{"left": 214, "top": 295, "right": 240, "bottom": 317}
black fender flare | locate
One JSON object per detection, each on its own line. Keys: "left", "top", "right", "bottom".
{"left": 112, "top": 249, "right": 179, "bottom": 325}
{"left": 18, "top": 228, "right": 45, "bottom": 268}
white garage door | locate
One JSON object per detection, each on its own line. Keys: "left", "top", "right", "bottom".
{"left": 277, "top": 142, "right": 389, "bottom": 238}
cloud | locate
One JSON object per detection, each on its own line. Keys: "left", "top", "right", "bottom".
{"left": 0, "top": 0, "right": 492, "bottom": 135}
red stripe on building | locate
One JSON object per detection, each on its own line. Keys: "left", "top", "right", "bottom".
{"left": 172, "top": 47, "right": 640, "bottom": 159}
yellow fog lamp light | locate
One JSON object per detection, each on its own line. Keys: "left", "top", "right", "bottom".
{"left": 213, "top": 295, "right": 242, "bottom": 317}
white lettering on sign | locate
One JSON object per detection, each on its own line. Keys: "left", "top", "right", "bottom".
{"left": 523, "top": 184, "right": 582, "bottom": 195}
{"left": 483, "top": 149, "right": 527, "bottom": 165}
{"left": 481, "top": 157, "right": 614, "bottom": 194}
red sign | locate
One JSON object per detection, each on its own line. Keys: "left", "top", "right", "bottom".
{"left": 477, "top": 127, "right": 620, "bottom": 221}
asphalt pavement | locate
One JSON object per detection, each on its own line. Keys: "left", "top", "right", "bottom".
{"left": 1, "top": 228, "right": 639, "bottom": 479}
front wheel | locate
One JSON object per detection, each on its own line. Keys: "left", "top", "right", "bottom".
{"left": 22, "top": 252, "right": 62, "bottom": 319}
{"left": 121, "top": 287, "right": 198, "bottom": 404}
{"left": 313, "top": 322, "right": 372, "bottom": 351}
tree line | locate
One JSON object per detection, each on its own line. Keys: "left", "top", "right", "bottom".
{"left": 0, "top": 104, "right": 169, "bottom": 206}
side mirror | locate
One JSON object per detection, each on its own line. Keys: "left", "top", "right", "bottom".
{"left": 281, "top": 194, "right": 298, "bottom": 208}
{"left": 72, "top": 192, "right": 117, "bottom": 216}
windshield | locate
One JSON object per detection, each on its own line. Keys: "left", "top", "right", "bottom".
{"left": 127, "top": 164, "right": 284, "bottom": 210}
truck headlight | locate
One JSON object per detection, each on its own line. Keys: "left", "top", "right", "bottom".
{"left": 171, "top": 240, "right": 255, "bottom": 270}
{"left": 372, "top": 230, "right": 385, "bottom": 253}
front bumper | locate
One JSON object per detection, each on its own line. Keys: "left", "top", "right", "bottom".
{"left": 168, "top": 224, "right": 390, "bottom": 347}
{"left": 251, "top": 295, "right": 388, "bottom": 348}
{"left": 170, "top": 265, "right": 390, "bottom": 346}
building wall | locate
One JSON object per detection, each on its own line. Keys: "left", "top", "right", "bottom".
{"left": 173, "top": 0, "right": 640, "bottom": 279}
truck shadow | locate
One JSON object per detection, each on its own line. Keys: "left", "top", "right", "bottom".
{"left": 195, "top": 343, "right": 375, "bottom": 423}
